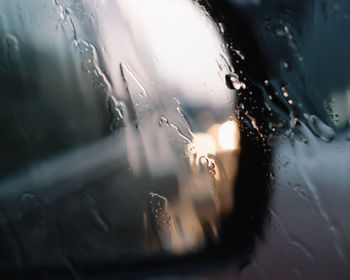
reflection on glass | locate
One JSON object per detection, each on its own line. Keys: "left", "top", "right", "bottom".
{"left": 156, "top": 118, "right": 241, "bottom": 253}
{"left": 114, "top": 0, "right": 241, "bottom": 254}
{"left": 0, "top": 0, "right": 242, "bottom": 271}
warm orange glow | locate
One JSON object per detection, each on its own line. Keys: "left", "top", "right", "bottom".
{"left": 218, "top": 121, "right": 237, "bottom": 150}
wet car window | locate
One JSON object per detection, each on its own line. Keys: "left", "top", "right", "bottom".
{"left": 0, "top": 0, "right": 349, "bottom": 279}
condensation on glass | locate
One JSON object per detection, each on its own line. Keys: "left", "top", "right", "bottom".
{"left": 1, "top": 0, "right": 350, "bottom": 279}
{"left": 0, "top": 0, "right": 242, "bottom": 271}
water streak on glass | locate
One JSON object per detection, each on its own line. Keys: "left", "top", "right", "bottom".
{"left": 1, "top": 0, "right": 350, "bottom": 278}
{"left": 0, "top": 0, "right": 242, "bottom": 274}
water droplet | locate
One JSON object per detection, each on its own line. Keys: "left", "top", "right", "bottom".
{"left": 199, "top": 156, "right": 210, "bottom": 169}
{"left": 4, "top": 34, "right": 20, "bottom": 69}
{"left": 19, "top": 193, "right": 51, "bottom": 235}
{"left": 65, "top": 7, "right": 72, "bottom": 15}
{"left": 216, "top": 53, "right": 232, "bottom": 73}
{"left": 269, "top": 172, "right": 275, "bottom": 186}
{"left": 233, "top": 48, "right": 245, "bottom": 60}
{"left": 275, "top": 28, "right": 285, "bottom": 37}
{"left": 283, "top": 61, "right": 290, "bottom": 70}
{"left": 158, "top": 116, "right": 192, "bottom": 143}
{"left": 78, "top": 40, "right": 112, "bottom": 93}
{"left": 148, "top": 193, "right": 171, "bottom": 226}
{"left": 244, "top": 112, "right": 259, "bottom": 132}
{"left": 225, "top": 73, "right": 245, "bottom": 90}
{"left": 58, "top": 4, "right": 65, "bottom": 20}
{"left": 306, "top": 115, "right": 335, "bottom": 142}
{"left": 108, "top": 96, "right": 126, "bottom": 131}
{"left": 120, "top": 62, "right": 149, "bottom": 124}
{"left": 5, "top": 34, "right": 19, "bottom": 51}
{"left": 218, "top": 22, "right": 225, "bottom": 33}
{"left": 293, "top": 184, "right": 311, "bottom": 202}
{"left": 159, "top": 116, "right": 170, "bottom": 127}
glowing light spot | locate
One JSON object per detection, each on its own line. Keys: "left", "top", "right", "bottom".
{"left": 191, "top": 133, "right": 216, "bottom": 159}
{"left": 218, "top": 121, "right": 236, "bottom": 150}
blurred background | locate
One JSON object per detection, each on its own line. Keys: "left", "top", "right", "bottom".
{"left": 0, "top": 0, "right": 349, "bottom": 279}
